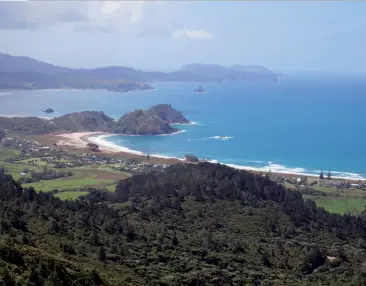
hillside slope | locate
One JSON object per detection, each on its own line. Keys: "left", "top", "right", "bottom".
{"left": 1, "top": 163, "right": 366, "bottom": 285}
{"left": 53, "top": 111, "right": 115, "bottom": 132}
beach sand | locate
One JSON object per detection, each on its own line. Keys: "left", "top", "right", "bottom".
{"left": 56, "top": 132, "right": 110, "bottom": 151}
{"left": 55, "top": 132, "right": 181, "bottom": 164}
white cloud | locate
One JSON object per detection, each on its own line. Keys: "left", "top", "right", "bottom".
{"left": 0, "top": 1, "right": 212, "bottom": 40}
{"left": 0, "top": 1, "right": 180, "bottom": 35}
{"left": 172, "top": 29, "right": 212, "bottom": 40}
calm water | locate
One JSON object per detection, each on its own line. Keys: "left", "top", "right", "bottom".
{"left": 1, "top": 74, "right": 366, "bottom": 178}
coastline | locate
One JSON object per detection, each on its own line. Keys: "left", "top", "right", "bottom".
{"left": 55, "top": 132, "right": 366, "bottom": 181}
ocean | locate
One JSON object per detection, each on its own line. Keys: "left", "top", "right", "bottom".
{"left": 1, "top": 74, "right": 366, "bottom": 179}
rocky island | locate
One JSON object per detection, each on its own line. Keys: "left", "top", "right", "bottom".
{"left": 193, "top": 86, "right": 206, "bottom": 93}
{"left": 113, "top": 109, "right": 179, "bottom": 135}
{"left": 42, "top": 108, "right": 54, "bottom": 114}
{"left": 147, "top": 104, "right": 190, "bottom": 124}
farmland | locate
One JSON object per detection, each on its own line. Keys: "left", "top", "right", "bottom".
{"left": 0, "top": 147, "right": 130, "bottom": 198}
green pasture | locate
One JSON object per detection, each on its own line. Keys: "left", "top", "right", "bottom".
{"left": 304, "top": 195, "right": 366, "bottom": 215}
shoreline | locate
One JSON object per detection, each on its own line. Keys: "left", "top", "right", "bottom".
{"left": 55, "top": 132, "right": 366, "bottom": 182}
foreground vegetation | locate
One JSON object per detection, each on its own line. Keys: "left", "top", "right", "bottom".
{"left": 2, "top": 163, "right": 366, "bottom": 285}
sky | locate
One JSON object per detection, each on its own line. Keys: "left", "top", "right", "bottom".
{"left": 0, "top": 1, "right": 366, "bottom": 73}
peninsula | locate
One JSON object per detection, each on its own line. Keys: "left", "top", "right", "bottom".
{"left": 0, "top": 104, "right": 187, "bottom": 136}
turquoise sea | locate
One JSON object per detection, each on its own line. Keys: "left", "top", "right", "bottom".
{"left": 1, "top": 74, "right": 366, "bottom": 179}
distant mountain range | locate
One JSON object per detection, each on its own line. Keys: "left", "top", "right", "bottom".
{"left": 0, "top": 52, "right": 278, "bottom": 91}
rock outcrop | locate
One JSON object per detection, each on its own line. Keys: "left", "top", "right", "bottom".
{"left": 147, "top": 104, "right": 190, "bottom": 124}
{"left": 113, "top": 109, "right": 179, "bottom": 135}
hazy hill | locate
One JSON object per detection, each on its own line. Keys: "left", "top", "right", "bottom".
{"left": 175, "top": 63, "right": 278, "bottom": 81}
{"left": 0, "top": 52, "right": 72, "bottom": 75}
{"left": 0, "top": 52, "right": 278, "bottom": 86}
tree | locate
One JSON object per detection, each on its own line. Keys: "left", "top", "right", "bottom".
{"left": 302, "top": 246, "right": 326, "bottom": 274}
{"left": 98, "top": 246, "right": 106, "bottom": 262}
{"left": 172, "top": 231, "right": 179, "bottom": 247}
{"left": 319, "top": 170, "right": 324, "bottom": 180}
{"left": 89, "top": 229, "right": 99, "bottom": 246}
{"left": 50, "top": 219, "right": 59, "bottom": 233}
{"left": 327, "top": 169, "right": 332, "bottom": 180}
{"left": 261, "top": 251, "right": 272, "bottom": 267}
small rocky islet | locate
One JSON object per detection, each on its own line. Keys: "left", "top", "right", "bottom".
{"left": 42, "top": 108, "right": 54, "bottom": 114}
{"left": 193, "top": 86, "right": 206, "bottom": 93}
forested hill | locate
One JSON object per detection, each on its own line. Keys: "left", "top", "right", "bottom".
{"left": 1, "top": 163, "right": 366, "bottom": 285}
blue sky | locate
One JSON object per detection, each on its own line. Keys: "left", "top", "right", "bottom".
{"left": 0, "top": 1, "right": 365, "bottom": 73}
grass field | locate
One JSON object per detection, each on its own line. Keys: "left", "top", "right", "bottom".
{"left": 0, "top": 147, "right": 129, "bottom": 198}
{"left": 304, "top": 195, "right": 366, "bottom": 215}
{"left": 1, "top": 162, "right": 41, "bottom": 180}
{"left": 16, "top": 157, "right": 52, "bottom": 167}
{"left": 0, "top": 148, "right": 20, "bottom": 160}
{"left": 312, "top": 185, "right": 339, "bottom": 193}
{"left": 54, "top": 191, "right": 89, "bottom": 200}
{"left": 23, "top": 168, "right": 127, "bottom": 192}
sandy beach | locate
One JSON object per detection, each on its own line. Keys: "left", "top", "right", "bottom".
{"left": 56, "top": 132, "right": 119, "bottom": 152}
{"left": 56, "top": 132, "right": 181, "bottom": 158}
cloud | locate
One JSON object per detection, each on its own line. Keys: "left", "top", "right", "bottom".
{"left": 172, "top": 29, "right": 212, "bottom": 40}
{"left": 0, "top": 1, "right": 182, "bottom": 36}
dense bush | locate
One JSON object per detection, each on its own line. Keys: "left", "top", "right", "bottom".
{"left": 1, "top": 163, "right": 366, "bottom": 285}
